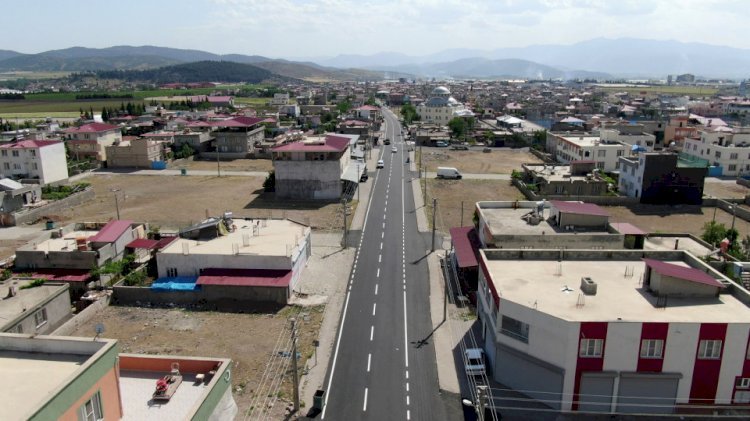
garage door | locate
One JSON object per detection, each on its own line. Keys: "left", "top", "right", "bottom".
{"left": 578, "top": 373, "right": 615, "bottom": 412}
{"left": 495, "top": 344, "right": 564, "bottom": 409}
{"left": 617, "top": 373, "right": 680, "bottom": 414}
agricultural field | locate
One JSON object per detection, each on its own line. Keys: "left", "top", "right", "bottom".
{"left": 596, "top": 85, "right": 719, "bottom": 96}
{"left": 417, "top": 147, "right": 542, "bottom": 174}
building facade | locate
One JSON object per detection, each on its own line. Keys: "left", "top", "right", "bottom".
{"left": 682, "top": 128, "right": 750, "bottom": 177}
{"left": 619, "top": 153, "right": 707, "bottom": 204}
{"left": 65, "top": 123, "right": 122, "bottom": 162}
{"left": 416, "top": 86, "right": 472, "bottom": 124}
{"left": 548, "top": 133, "right": 628, "bottom": 172}
{"left": 0, "top": 140, "right": 69, "bottom": 185}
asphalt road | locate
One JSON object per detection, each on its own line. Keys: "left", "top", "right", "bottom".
{"left": 320, "top": 109, "right": 447, "bottom": 420}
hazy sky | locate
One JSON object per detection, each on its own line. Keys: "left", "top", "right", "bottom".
{"left": 6, "top": 0, "right": 749, "bottom": 57}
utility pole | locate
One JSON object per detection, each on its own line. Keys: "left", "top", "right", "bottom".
{"left": 477, "top": 385, "right": 488, "bottom": 421}
{"left": 357, "top": 163, "right": 361, "bottom": 202}
{"left": 216, "top": 146, "right": 221, "bottom": 178}
{"left": 290, "top": 318, "right": 300, "bottom": 413}
{"left": 431, "top": 198, "right": 437, "bottom": 252}
{"left": 423, "top": 167, "right": 427, "bottom": 205}
{"left": 460, "top": 201, "right": 464, "bottom": 226}
{"left": 443, "top": 253, "right": 448, "bottom": 323}
{"left": 111, "top": 188, "right": 121, "bottom": 220}
{"left": 341, "top": 199, "right": 348, "bottom": 248}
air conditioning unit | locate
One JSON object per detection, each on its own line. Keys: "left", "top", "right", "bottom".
{"left": 580, "top": 276, "right": 598, "bottom": 295}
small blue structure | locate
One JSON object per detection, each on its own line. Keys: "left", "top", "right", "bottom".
{"left": 151, "top": 161, "right": 167, "bottom": 170}
{"left": 151, "top": 276, "right": 200, "bottom": 291}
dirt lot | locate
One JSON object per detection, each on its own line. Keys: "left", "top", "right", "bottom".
{"left": 606, "top": 205, "right": 750, "bottom": 240}
{"left": 70, "top": 305, "right": 322, "bottom": 419}
{"left": 703, "top": 181, "right": 750, "bottom": 199}
{"left": 425, "top": 179, "right": 525, "bottom": 231}
{"left": 50, "top": 175, "right": 350, "bottom": 231}
{"left": 418, "top": 148, "right": 542, "bottom": 174}
{"left": 169, "top": 157, "right": 274, "bottom": 173}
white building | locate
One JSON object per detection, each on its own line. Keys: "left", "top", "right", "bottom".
{"left": 0, "top": 140, "right": 69, "bottom": 185}
{"left": 682, "top": 128, "right": 750, "bottom": 177}
{"left": 416, "top": 86, "right": 472, "bottom": 124}
{"left": 476, "top": 248, "right": 750, "bottom": 414}
{"left": 600, "top": 128, "right": 657, "bottom": 151}
{"left": 65, "top": 122, "right": 122, "bottom": 162}
{"left": 549, "top": 133, "right": 629, "bottom": 172}
{"left": 270, "top": 93, "right": 290, "bottom": 106}
{"left": 156, "top": 218, "right": 311, "bottom": 291}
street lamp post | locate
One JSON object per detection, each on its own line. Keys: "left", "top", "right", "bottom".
{"left": 357, "top": 163, "right": 361, "bottom": 202}
{"left": 111, "top": 188, "right": 120, "bottom": 220}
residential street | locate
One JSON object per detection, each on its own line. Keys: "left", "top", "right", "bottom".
{"left": 320, "top": 108, "right": 447, "bottom": 420}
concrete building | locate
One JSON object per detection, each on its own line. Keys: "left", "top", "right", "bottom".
{"left": 0, "top": 140, "right": 68, "bottom": 185}
{"left": 272, "top": 134, "right": 355, "bottom": 200}
{"left": 663, "top": 115, "right": 698, "bottom": 149}
{"left": 155, "top": 218, "right": 311, "bottom": 303}
{"left": 173, "top": 130, "right": 214, "bottom": 153}
{"left": 476, "top": 248, "right": 750, "bottom": 414}
{"left": 549, "top": 132, "right": 629, "bottom": 172}
{"left": 65, "top": 123, "right": 122, "bottom": 162}
{"left": 619, "top": 152, "right": 707, "bottom": 204}
{"left": 0, "top": 178, "right": 43, "bottom": 223}
{"left": 682, "top": 127, "right": 750, "bottom": 177}
{"left": 0, "top": 334, "right": 236, "bottom": 421}
{"left": 0, "top": 281, "right": 71, "bottom": 335}
{"left": 521, "top": 162, "right": 610, "bottom": 197}
{"left": 14, "top": 220, "right": 145, "bottom": 293}
{"left": 212, "top": 117, "right": 267, "bottom": 159}
{"left": 105, "top": 137, "right": 166, "bottom": 168}
{"left": 270, "top": 93, "right": 290, "bottom": 105}
{"left": 416, "top": 86, "right": 472, "bottom": 124}
{"left": 600, "top": 126, "right": 657, "bottom": 151}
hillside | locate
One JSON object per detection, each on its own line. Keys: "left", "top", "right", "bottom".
{"left": 93, "top": 61, "right": 276, "bottom": 84}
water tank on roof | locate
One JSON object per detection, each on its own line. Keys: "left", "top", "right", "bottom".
{"left": 581, "top": 277, "right": 597, "bottom": 295}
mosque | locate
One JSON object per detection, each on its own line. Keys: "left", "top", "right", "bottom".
{"left": 416, "top": 86, "right": 474, "bottom": 124}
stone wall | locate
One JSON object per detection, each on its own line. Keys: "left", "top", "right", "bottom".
{"left": 51, "top": 293, "right": 111, "bottom": 336}
{"left": 9, "top": 188, "right": 95, "bottom": 226}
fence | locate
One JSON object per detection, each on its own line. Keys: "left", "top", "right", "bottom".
{"left": 511, "top": 178, "right": 640, "bottom": 206}
{"left": 51, "top": 293, "right": 111, "bottom": 336}
{"left": 6, "top": 188, "right": 95, "bottom": 226}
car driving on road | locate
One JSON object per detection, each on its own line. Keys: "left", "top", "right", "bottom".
{"left": 376, "top": 159, "right": 384, "bottom": 168}
{"left": 391, "top": 146, "right": 398, "bottom": 153}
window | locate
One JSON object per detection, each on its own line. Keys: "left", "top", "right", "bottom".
{"left": 715, "top": 151, "right": 721, "bottom": 158}
{"left": 729, "top": 164, "right": 737, "bottom": 171}
{"left": 731, "top": 153, "right": 739, "bottom": 160}
{"left": 11, "top": 150, "right": 19, "bottom": 157}
{"left": 2, "top": 163, "right": 8, "bottom": 170}
{"left": 698, "top": 340, "right": 722, "bottom": 359}
{"left": 79, "top": 391, "right": 103, "bottom": 421}
{"left": 737, "top": 378, "right": 750, "bottom": 389}
{"left": 735, "top": 391, "right": 750, "bottom": 404}
{"left": 30, "top": 150, "right": 36, "bottom": 157}
{"left": 12, "top": 163, "right": 20, "bottom": 170}
{"left": 167, "top": 268, "right": 178, "bottom": 277}
{"left": 579, "top": 338, "right": 603, "bottom": 357}
{"left": 13, "top": 324, "right": 23, "bottom": 333}
{"left": 34, "top": 308, "right": 47, "bottom": 329}
{"left": 616, "top": 150, "right": 623, "bottom": 157}
{"left": 597, "top": 150, "right": 606, "bottom": 157}
{"left": 501, "top": 315, "right": 530, "bottom": 343}
{"left": 0, "top": 150, "right": 5, "bottom": 156}
{"left": 596, "top": 162, "right": 605, "bottom": 169}
{"left": 640, "top": 339, "right": 664, "bottom": 358}
{"left": 32, "top": 163, "right": 38, "bottom": 170}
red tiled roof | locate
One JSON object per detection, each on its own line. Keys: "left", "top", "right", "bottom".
{"left": 64, "top": 123, "right": 119, "bottom": 133}
{"left": 196, "top": 268, "right": 292, "bottom": 287}
{"left": 450, "top": 227, "right": 480, "bottom": 268}
{"left": 642, "top": 258, "right": 725, "bottom": 289}
{"left": 610, "top": 222, "right": 646, "bottom": 235}
{"left": 126, "top": 238, "right": 159, "bottom": 249}
{"left": 88, "top": 220, "right": 133, "bottom": 243}
{"left": 0, "top": 140, "right": 61, "bottom": 149}
{"left": 155, "top": 236, "right": 178, "bottom": 249}
{"left": 355, "top": 105, "right": 379, "bottom": 111}
{"left": 272, "top": 134, "right": 350, "bottom": 153}
{"left": 550, "top": 200, "right": 609, "bottom": 217}
{"left": 207, "top": 96, "right": 232, "bottom": 102}
{"left": 31, "top": 269, "right": 91, "bottom": 283}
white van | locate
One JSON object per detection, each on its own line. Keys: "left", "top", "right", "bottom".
{"left": 436, "top": 167, "right": 462, "bottom": 179}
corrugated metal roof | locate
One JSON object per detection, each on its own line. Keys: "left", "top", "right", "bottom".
{"left": 450, "top": 227, "right": 480, "bottom": 268}
{"left": 550, "top": 200, "right": 609, "bottom": 217}
{"left": 196, "top": 268, "right": 292, "bottom": 287}
{"left": 642, "top": 258, "right": 725, "bottom": 289}
{"left": 88, "top": 220, "right": 133, "bottom": 243}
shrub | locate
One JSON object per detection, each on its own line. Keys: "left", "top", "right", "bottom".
{"left": 20, "top": 279, "right": 45, "bottom": 289}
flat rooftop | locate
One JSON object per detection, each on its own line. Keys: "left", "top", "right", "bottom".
{"left": 29, "top": 230, "right": 99, "bottom": 252}
{"left": 645, "top": 236, "right": 714, "bottom": 258}
{"left": 559, "top": 135, "right": 624, "bottom": 148}
{"left": 161, "top": 219, "right": 308, "bottom": 257}
{"left": 485, "top": 258, "right": 746, "bottom": 323}
{"left": 120, "top": 370, "right": 207, "bottom": 421}
{"left": 524, "top": 165, "right": 598, "bottom": 182}
{"left": 0, "top": 283, "right": 67, "bottom": 328}
{"left": 0, "top": 350, "right": 88, "bottom": 420}
{"left": 481, "top": 207, "right": 608, "bottom": 236}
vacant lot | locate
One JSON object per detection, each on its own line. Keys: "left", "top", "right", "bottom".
{"left": 418, "top": 148, "right": 542, "bottom": 175}
{"left": 704, "top": 181, "right": 750, "bottom": 199}
{"left": 169, "top": 157, "right": 274, "bottom": 172}
{"left": 425, "top": 179, "right": 525, "bottom": 231}
{"left": 605, "top": 205, "right": 750, "bottom": 239}
{"left": 50, "top": 175, "right": 350, "bottom": 231}
{"left": 70, "top": 305, "right": 323, "bottom": 419}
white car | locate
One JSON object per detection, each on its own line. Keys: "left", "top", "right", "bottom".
{"left": 376, "top": 160, "right": 384, "bottom": 169}
{"left": 391, "top": 146, "right": 398, "bottom": 153}
{"left": 464, "top": 348, "right": 486, "bottom": 376}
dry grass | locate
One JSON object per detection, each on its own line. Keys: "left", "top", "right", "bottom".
{"left": 605, "top": 205, "right": 750, "bottom": 239}
{"left": 418, "top": 148, "right": 542, "bottom": 174}
{"left": 49, "top": 175, "right": 350, "bottom": 231}
{"left": 69, "top": 305, "right": 323, "bottom": 418}
{"left": 703, "top": 181, "right": 750, "bottom": 199}
{"left": 425, "top": 179, "right": 525, "bottom": 231}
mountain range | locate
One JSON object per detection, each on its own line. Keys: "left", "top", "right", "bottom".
{"left": 1, "top": 38, "right": 749, "bottom": 80}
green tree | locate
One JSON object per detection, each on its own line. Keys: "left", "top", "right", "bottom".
{"left": 447, "top": 117, "right": 468, "bottom": 138}
{"left": 365, "top": 96, "right": 377, "bottom": 106}
{"left": 336, "top": 99, "right": 352, "bottom": 114}
{"left": 400, "top": 103, "right": 420, "bottom": 124}
{"left": 701, "top": 221, "right": 727, "bottom": 246}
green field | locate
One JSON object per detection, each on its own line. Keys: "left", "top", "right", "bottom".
{"left": 0, "top": 112, "right": 80, "bottom": 120}
{"left": 0, "top": 99, "right": 145, "bottom": 114}
{"left": 0, "top": 71, "right": 71, "bottom": 80}
{"left": 597, "top": 85, "right": 719, "bottom": 96}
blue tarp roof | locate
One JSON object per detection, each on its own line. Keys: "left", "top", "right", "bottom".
{"left": 151, "top": 276, "right": 200, "bottom": 291}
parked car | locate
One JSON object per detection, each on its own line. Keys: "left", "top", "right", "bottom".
{"left": 451, "top": 143, "right": 470, "bottom": 150}
{"left": 384, "top": 138, "right": 391, "bottom": 145}
{"left": 464, "top": 348, "right": 486, "bottom": 376}
{"left": 435, "top": 141, "right": 449, "bottom": 147}
{"left": 482, "top": 147, "right": 492, "bottom": 153}
{"left": 376, "top": 160, "right": 385, "bottom": 169}
{"left": 436, "top": 167, "right": 462, "bottom": 179}
{"left": 359, "top": 173, "right": 369, "bottom": 182}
